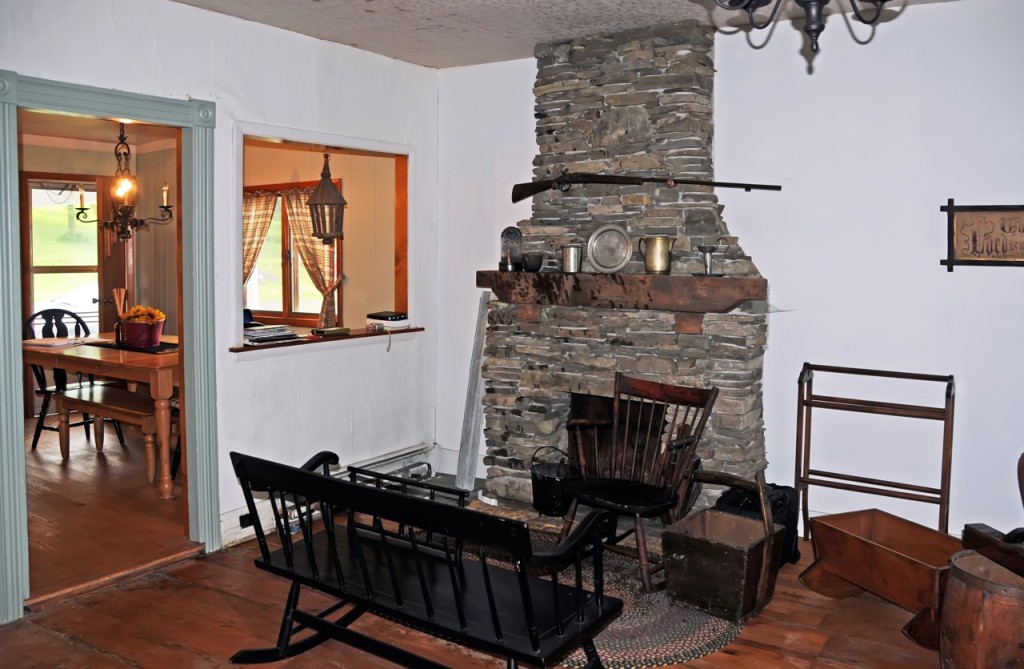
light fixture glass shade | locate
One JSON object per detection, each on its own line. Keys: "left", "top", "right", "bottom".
{"left": 75, "top": 121, "right": 174, "bottom": 242}
{"left": 308, "top": 152, "right": 347, "bottom": 244}
{"left": 111, "top": 175, "right": 138, "bottom": 208}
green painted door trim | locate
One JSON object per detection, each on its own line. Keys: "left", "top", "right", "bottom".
{"left": 0, "top": 70, "right": 219, "bottom": 623}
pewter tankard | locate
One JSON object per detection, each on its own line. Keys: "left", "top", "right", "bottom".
{"left": 639, "top": 236, "right": 675, "bottom": 275}
{"left": 562, "top": 244, "right": 583, "bottom": 273}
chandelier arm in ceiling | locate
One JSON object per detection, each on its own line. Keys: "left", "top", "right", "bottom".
{"left": 713, "top": 0, "right": 893, "bottom": 53}
{"left": 74, "top": 122, "right": 173, "bottom": 242}
{"left": 713, "top": 0, "right": 785, "bottom": 31}
{"left": 848, "top": 0, "right": 888, "bottom": 24}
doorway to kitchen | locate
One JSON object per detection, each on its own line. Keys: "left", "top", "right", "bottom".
{"left": 18, "top": 112, "right": 198, "bottom": 607}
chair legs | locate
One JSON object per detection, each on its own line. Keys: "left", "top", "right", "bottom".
{"left": 30, "top": 391, "right": 51, "bottom": 450}
{"left": 111, "top": 419, "right": 126, "bottom": 447}
{"left": 31, "top": 392, "right": 125, "bottom": 451}
{"left": 633, "top": 514, "right": 653, "bottom": 592}
{"left": 170, "top": 435, "right": 182, "bottom": 480}
{"left": 559, "top": 498, "right": 580, "bottom": 540}
{"left": 561, "top": 502, "right": 663, "bottom": 593}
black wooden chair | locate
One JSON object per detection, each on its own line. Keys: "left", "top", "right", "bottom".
{"left": 559, "top": 372, "right": 718, "bottom": 591}
{"left": 23, "top": 308, "right": 125, "bottom": 451}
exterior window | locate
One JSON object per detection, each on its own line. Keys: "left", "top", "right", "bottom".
{"left": 243, "top": 182, "right": 337, "bottom": 326}
{"left": 27, "top": 180, "right": 100, "bottom": 332}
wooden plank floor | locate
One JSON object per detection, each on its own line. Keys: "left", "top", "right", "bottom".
{"left": 24, "top": 415, "right": 202, "bottom": 607}
{"left": 12, "top": 422, "right": 938, "bottom": 667}
{"left": 2, "top": 525, "right": 940, "bottom": 667}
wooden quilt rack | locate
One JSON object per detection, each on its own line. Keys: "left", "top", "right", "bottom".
{"left": 795, "top": 363, "right": 955, "bottom": 538}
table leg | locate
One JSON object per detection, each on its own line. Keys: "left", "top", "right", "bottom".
{"left": 155, "top": 397, "right": 173, "bottom": 499}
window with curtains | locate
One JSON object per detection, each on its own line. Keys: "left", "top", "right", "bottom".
{"left": 242, "top": 182, "right": 337, "bottom": 326}
{"left": 242, "top": 136, "right": 407, "bottom": 329}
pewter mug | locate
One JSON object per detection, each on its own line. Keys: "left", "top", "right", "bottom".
{"left": 562, "top": 244, "right": 583, "bottom": 273}
{"left": 639, "top": 236, "right": 675, "bottom": 275}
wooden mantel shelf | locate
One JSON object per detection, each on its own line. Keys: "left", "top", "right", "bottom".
{"left": 476, "top": 270, "right": 767, "bottom": 314}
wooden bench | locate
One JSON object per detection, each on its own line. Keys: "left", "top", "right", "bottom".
{"left": 230, "top": 450, "right": 623, "bottom": 668}
{"left": 56, "top": 386, "right": 164, "bottom": 483}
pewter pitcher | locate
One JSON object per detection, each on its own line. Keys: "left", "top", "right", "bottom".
{"left": 639, "top": 236, "right": 675, "bottom": 275}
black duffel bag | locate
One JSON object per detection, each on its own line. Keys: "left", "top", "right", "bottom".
{"left": 713, "top": 483, "right": 801, "bottom": 565}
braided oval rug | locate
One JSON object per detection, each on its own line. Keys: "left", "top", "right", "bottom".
{"left": 559, "top": 547, "right": 742, "bottom": 669}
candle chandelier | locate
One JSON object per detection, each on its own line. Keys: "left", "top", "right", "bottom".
{"left": 714, "top": 0, "right": 891, "bottom": 53}
{"left": 76, "top": 122, "right": 173, "bottom": 241}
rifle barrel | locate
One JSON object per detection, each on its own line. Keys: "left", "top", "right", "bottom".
{"left": 510, "top": 172, "right": 781, "bottom": 202}
{"left": 671, "top": 178, "right": 781, "bottom": 192}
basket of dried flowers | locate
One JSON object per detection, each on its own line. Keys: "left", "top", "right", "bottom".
{"left": 116, "top": 305, "right": 166, "bottom": 347}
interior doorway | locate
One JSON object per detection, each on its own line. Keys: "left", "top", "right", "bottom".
{"left": 18, "top": 110, "right": 196, "bottom": 606}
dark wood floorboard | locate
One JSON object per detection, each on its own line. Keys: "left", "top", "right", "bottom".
{"left": 1, "top": 533, "right": 940, "bottom": 668}
{"left": 24, "top": 415, "right": 201, "bottom": 607}
{"left": 678, "top": 549, "right": 937, "bottom": 669}
{"left": 12, "top": 423, "right": 939, "bottom": 667}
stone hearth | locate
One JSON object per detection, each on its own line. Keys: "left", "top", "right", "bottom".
{"left": 479, "top": 20, "right": 768, "bottom": 504}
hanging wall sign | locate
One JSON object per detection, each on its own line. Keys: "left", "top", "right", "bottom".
{"left": 941, "top": 199, "right": 1024, "bottom": 271}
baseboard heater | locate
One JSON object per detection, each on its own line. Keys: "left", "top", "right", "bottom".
{"left": 341, "top": 442, "right": 436, "bottom": 480}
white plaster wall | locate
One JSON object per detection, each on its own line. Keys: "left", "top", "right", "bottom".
{"left": 9, "top": 0, "right": 1021, "bottom": 537}
{"left": 4, "top": 0, "right": 441, "bottom": 514}
{"left": 435, "top": 2, "right": 1024, "bottom": 534}
{"left": 436, "top": 60, "right": 536, "bottom": 476}
{"left": 714, "top": 0, "right": 1024, "bottom": 533}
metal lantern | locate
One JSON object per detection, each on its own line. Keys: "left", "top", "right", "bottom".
{"left": 308, "top": 152, "right": 347, "bottom": 244}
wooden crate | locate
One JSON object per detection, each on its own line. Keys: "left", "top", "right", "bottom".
{"left": 663, "top": 509, "right": 784, "bottom": 623}
{"left": 800, "top": 508, "right": 962, "bottom": 649}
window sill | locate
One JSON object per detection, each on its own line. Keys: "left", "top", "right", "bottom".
{"left": 229, "top": 326, "right": 424, "bottom": 353}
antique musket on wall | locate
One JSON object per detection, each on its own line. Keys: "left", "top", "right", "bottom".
{"left": 511, "top": 170, "right": 782, "bottom": 203}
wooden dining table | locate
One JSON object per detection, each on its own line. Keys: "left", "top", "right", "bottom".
{"left": 22, "top": 335, "right": 181, "bottom": 500}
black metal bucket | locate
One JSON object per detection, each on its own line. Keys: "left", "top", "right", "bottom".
{"left": 530, "top": 446, "right": 581, "bottom": 516}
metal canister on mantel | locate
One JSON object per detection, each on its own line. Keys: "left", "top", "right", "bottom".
{"left": 562, "top": 244, "right": 583, "bottom": 273}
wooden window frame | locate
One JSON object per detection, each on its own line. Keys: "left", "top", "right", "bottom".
{"left": 242, "top": 180, "right": 341, "bottom": 328}
{"left": 240, "top": 143, "right": 409, "bottom": 335}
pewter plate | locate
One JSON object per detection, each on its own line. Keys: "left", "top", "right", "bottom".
{"left": 586, "top": 224, "right": 632, "bottom": 273}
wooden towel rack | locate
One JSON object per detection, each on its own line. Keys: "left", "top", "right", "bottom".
{"left": 795, "top": 363, "right": 955, "bottom": 538}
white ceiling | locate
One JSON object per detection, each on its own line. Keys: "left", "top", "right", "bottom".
{"left": 18, "top": 0, "right": 958, "bottom": 141}
{"left": 168, "top": 0, "right": 959, "bottom": 69}
{"left": 18, "top": 110, "right": 179, "bottom": 147}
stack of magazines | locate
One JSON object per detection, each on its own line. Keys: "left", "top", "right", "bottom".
{"left": 244, "top": 325, "right": 300, "bottom": 345}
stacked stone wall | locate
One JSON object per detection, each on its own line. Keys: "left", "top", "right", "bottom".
{"left": 482, "top": 21, "right": 768, "bottom": 503}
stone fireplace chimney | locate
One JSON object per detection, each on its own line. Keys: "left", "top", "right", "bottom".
{"left": 478, "top": 20, "right": 768, "bottom": 504}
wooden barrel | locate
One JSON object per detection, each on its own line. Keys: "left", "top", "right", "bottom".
{"left": 940, "top": 550, "right": 1024, "bottom": 669}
